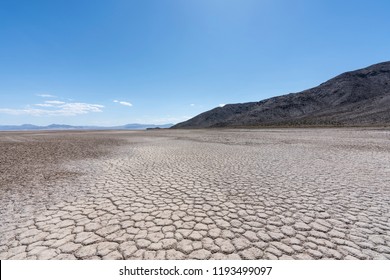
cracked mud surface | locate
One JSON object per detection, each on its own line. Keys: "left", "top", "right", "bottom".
{"left": 1, "top": 128, "right": 389, "bottom": 260}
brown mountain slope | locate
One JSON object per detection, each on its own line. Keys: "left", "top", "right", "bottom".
{"left": 172, "top": 61, "right": 390, "bottom": 128}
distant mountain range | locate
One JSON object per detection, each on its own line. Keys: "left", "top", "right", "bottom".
{"left": 173, "top": 61, "right": 390, "bottom": 128}
{"left": 0, "top": 123, "right": 173, "bottom": 131}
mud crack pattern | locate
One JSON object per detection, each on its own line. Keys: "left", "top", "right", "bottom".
{"left": 1, "top": 129, "right": 389, "bottom": 259}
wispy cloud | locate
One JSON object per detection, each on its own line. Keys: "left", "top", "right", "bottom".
{"left": 0, "top": 100, "right": 104, "bottom": 116}
{"left": 35, "top": 103, "right": 55, "bottom": 107}
{"left": 113, "top": 100, "right": 133, "bottom": 107}
{"left": 45, "top": 100, "right": 65, "bottom": 105}
{"left": 0, "top": 108, "right": 48, "bottom": 116}
{"left": 190, "top": 103, "right": 195, "bottom": 107}
{"left": 36, "top": 94, "right": 57, "bottom": 98}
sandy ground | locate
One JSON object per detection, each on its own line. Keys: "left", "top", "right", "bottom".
{"left": 0, "top": 128, "right": 389, "bottom": 260}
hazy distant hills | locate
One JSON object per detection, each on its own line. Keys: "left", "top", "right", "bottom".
{"left": 173, "top": 61, "right": 390, "bottom": 128}
{"left": 0, "top": 123, "right": 173, "bottom": 131}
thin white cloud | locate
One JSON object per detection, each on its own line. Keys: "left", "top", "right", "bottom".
{"left": 36, "top": 94, "right": 57, "bottom": 98}
{"left": 0, "top": 100, "right": 104, "bottom": 116}
{"left": 120, "top": 101, "right": 133, "bottom": 107}
{"left": 35, "top": 103, "right": 55, "bottom": 107}
{"left": 57, "top": 103, "right": 104, "bottom": 115}
{"left": 45, "top": 100, "right": 66, "bottom": 104}
{"left": 113, "top": 100, "right": 133, "bottom": 107}
{"left": 0, "top": 108, "right": 50, "bottom": 116}
{"left": 190, "top": 104, "right": 195, "bottom": 107}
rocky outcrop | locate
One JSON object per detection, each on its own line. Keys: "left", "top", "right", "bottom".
{"left": 173, "top": 62, "right": 390, "bottom": 128}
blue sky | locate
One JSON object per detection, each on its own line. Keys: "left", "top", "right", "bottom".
{"left": 1, "top": 0, "right": 389, "bottom": 126}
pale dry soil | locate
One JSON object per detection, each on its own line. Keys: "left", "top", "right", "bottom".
{"left": 0, "top": 128, "right": 389, "bottom": 260}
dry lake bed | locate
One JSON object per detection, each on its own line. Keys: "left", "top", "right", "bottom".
{"left": 0, "top": 128, "right": 389, "bottom": 260}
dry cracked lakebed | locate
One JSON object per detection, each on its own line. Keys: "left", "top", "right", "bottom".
{"left": 0, "top": 128, "right": 389, "bottom": 260}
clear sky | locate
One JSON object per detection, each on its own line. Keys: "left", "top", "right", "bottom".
{"left": 1, "top": 0, "right": 389, "bottom": 126}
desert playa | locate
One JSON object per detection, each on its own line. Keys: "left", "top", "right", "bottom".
{"left": 0, "top": 128, "right": 389, "bottom": 260}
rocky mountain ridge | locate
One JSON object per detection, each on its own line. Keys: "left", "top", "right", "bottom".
{"left": 173, "top": 61, "right": 390, "bottom": 128}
